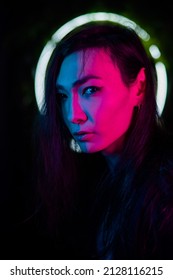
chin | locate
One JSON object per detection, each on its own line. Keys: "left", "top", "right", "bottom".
{"left": 79, "top": 143, "right": 105, "bottom": 154}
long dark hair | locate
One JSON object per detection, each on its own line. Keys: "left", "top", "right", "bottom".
{"left": 33, "top": 21, "right": 164, "bottom": 258}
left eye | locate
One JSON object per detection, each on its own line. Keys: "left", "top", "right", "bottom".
{"left": 83, "top": 86, "right": 100, "bottom": 96}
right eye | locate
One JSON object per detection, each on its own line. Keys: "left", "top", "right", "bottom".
{"left": 57, "top": 92, "right": 68, "bottom": 101}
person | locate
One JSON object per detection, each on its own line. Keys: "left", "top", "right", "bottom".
{"left": 31, "top": 21, "right": 173, "bottom": 260}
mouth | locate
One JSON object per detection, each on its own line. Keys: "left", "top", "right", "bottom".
{"left": 73, "top": 131, "right": 93, "bottom": 142}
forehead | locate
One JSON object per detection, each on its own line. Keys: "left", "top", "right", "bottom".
{"left": 57, "top": 48, "right": 119, "bottom": 83}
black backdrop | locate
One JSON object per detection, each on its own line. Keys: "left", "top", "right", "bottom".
{"left": 1, "top": 0, "right": 173, "bottom": 259}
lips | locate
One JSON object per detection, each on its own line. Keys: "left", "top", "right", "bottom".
{"left": 73, "top": 131, "right": 93, "bottom": 141}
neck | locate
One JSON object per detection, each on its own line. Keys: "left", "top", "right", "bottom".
{"left": 103, "top": 153, "right": 120, "bottom": 173}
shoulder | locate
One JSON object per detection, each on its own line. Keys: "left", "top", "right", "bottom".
{"left": 150, "top": 130, "right": 173, "bottom": 212}
{"left": 157, "top": 131, "right": 173, "bottom": 192}
{"left": 150, "top": 133, "right": 173, "bottom": 258}
{"left": 135, "top": 141, "right": 173, "bottom": 259}
{"left": 148, "top": 128, "right": 173, "bottom": 182}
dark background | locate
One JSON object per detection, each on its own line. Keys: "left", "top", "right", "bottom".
{"left": 1, "top": 0, "right": 173, "bottom": 250}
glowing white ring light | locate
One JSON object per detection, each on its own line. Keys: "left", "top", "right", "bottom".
{"left": 34, "top": 12, "right": 168, "bottom": 115}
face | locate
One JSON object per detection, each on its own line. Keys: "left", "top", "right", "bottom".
{"left": 56, "top": 48, "right": 139, "bottom": 155}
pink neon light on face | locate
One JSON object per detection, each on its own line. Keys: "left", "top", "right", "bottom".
{"left": 56, "top": 49, "right": 138, "bottom": 155}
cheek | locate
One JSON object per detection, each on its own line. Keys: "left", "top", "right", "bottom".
{"left": 62, "top": 106, "right": 69, "bottom": 125}
{"left": 95, "top": 100, "right": 134, "bottom": 136}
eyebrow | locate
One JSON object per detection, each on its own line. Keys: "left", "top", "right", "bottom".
{"left": 56, "top": 75, "right": 102, "bottom": 89}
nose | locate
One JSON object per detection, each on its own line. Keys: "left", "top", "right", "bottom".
{"left": 67, "top": 94, "right": 87, "bottom": 124}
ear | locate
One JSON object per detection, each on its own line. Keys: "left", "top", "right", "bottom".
{"left": 132, "top": 67, "right": 146, "bottom": 106}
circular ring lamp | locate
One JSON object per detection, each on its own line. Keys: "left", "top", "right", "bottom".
{"left": 34, "top": 12, "right": 168, "bottom": 116}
